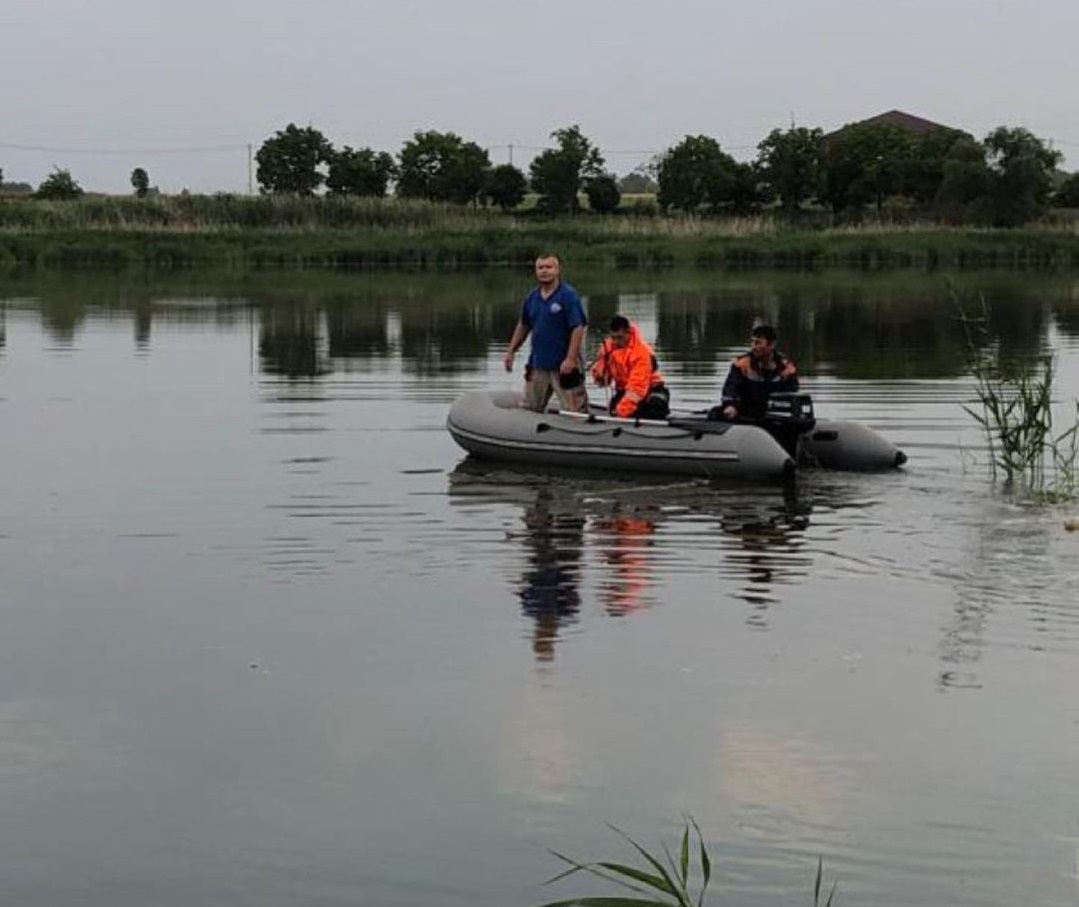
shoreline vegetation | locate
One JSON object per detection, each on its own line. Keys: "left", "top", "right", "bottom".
{"left": 2, "top": 196, "right": 1078, "bottom": 272}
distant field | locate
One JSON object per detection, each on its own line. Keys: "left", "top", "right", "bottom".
{"left": 515, "top": 192, "right": 656, "bottom": 211}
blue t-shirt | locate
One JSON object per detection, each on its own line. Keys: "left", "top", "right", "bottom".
{"left": 521, "top": 282, "right": 587, "bottom": 370}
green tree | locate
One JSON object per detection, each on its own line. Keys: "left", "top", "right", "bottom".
{"left": 933, "top": 136, "right": 991, "bottom": 221}
{"left": 529, "top": 124, "right": 605, "bottom": 214}
{"left": 903, "top": 127, "right": 968, "bottom": 207}
{"left": 585, "top": 174, "right": 621, "bottom": 214}
{"left": 35, "top": 168, "right": 84, "bottom": 200}
{"left": 483, "top": 163, "right": 527, "bottom": 211}
{"left": 130, "top": 167, "right": 150, "bottom": 198}
{"left": 820, "top": 123, "right": 913, "bottom": 215}
{"left": 656, "top": 135, "right": 737, "bottom": 213}
{"left": 756, "top": 126, "right": 823, "bottom": 211}
{"left": 326, "top": 146, "right": 395, "bottom": 197}
{"left": 396, "top": 131, "right": 490, "bottom": 205}
{"left": 728, "top": 161, "right": 771, "bottom": 215}
{"left": 983, "top": 126, "right": 1063, "bottom": 226}
{"left": 1054, "top": 172, "right": 1079, "bottom": 208}
{"left": 256, "top": 123, "right": 332, "bottom": 195}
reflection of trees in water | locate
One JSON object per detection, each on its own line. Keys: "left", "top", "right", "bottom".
{"left": 325, "top": 297, "right": 391, "bottom": 360}
{"left": 809, "top": 281, "right": 1054, "bottom": 378}
{"left": 133, "top": 301, "right": 152, "bottom": 350}
{"left": 806, "top": 286, "right": 969, "bottom": 379}
{"left": 8, "top": 272, "right": 1074, "bottom": 382}
{"left": 656, "top": 293, "right": 751, "bottom": 376}
{"left": 267, "top": 292, "right": 510, "bottom": 375}
{"left": 1051, "top": 281, "right": 1079, "bottom": 339}
{"left": 518, "top": 488, "right": 585, "bottom": 663}
{"left": 252, "top": 291, "right": 520, "bottom": 378}
{"left": 38, "top": 297, "right": 86, "bottom": 347}
{"left": 398, "top": 302, "right": 495, "bottom": 375}
{"left": 977, "top": 283, "right": 1048, "bottom": 373}
{"left": 653, "top": 279, "right": 1062, "bottom": 380}
{"left": 583, "top": 293, "right": 619, "bottom": 353}
{"left": 258, "top": 301, "right": 330, "bottom": 378}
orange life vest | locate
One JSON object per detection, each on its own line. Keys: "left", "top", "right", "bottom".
{"left": 590, "top": 324, "right": 665, "bottom": 418}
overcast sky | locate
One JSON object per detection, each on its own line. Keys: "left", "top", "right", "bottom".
{"left": 3, "top": 0, "right": 1077, "bottom": 193}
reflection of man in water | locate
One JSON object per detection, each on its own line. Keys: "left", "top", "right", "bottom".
{"left": 593, "top": 512, "right": 657, "bottom": 616}
{"left": 518, "top": 489, "right": 585, "bottom": 662}
{"left": 718, "top": 485, "right": 811, "bottom": 628}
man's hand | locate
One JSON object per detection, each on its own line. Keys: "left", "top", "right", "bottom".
{"left": 559, "top": 356, "right": 577, "bottom": 375}
{"left": 503, "top": 350, "right": 515, "bottom": 372}
{"left": 722, "top": 404, "right": 738, "bottom": 420}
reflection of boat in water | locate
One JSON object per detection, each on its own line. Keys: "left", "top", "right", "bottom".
{"left": 445, "top": 457, "right": 855, "bottom": 524}
{"left": 447, "top": 390, "right": 906, "bottom": 479}
{"left": 446, "top": 461, "right": 865, "bottom": 646}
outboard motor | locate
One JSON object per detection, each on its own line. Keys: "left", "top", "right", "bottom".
{"left": 764, "top": 393, "right": 816, "bottom": 430}
{"left": 762, "top": 393, "right": 816, "bottom": 458}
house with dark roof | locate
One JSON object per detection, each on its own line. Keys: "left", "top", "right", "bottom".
{"left": 823, "top": 109, "right": 971, "bottom": 142}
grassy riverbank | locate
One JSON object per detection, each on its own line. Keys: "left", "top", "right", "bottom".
{"left": 2, "top": 195, "right": 1078, "bottom": 271}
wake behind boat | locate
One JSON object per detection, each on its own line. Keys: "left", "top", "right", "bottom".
{"left": 446, "top": 390, "right": 906, "bottom": 479}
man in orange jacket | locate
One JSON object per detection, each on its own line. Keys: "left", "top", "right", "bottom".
{"left": 590, "top": 315, "right": 670, "bottom": 419}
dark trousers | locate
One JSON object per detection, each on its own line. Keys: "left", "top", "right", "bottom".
{"left": 611, "top": 384, "right": 670, "bottom": 419}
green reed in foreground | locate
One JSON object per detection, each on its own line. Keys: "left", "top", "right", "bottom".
{"left": 536, "top": 818, "right": 836, "bottom": 907}
{"left": 959, "top": 297, "right": 1079, "bottom": 500}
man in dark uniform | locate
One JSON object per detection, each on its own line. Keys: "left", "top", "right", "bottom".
{"left": 717, "top": 324, "right": 798, "bottom": 420}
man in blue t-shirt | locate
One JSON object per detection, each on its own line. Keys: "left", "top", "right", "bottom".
{"left": 502, "top": 254, "right": 589, "bottom": 412}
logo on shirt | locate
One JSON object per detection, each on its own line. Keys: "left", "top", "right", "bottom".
{"left": 549, "top": 302, "right": 562, "bottom": 314}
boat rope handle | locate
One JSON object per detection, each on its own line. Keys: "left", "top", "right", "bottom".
{"left": 537, "top": 422, "right": 699, "bottom": 441}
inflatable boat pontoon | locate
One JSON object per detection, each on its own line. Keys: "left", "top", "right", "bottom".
{"left": 447, "top": 390, "right": 906, "bottom": 479}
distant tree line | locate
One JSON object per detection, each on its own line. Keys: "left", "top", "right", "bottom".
{"left": 0, "top": 166, "right": 157, "bottom": 200}
{"left": 252, "top": 122, "right": 621, "bottom": 214}
{"left": 248, "top": 120, "right": 1074, "bottom": 226}
{"left": 4, "top": 120, "right": 1077, "bottom": 226}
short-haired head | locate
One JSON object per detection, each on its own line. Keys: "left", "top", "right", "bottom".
{"left": 534, "top": 254, "right": 561, "bottom": 286}
{"left": 608, "top": 314, "right": 631, "bottom": 347}
{"left": 752, "top": 324, "right": 777, "bottom": 344}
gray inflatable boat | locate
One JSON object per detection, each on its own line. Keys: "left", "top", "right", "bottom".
{"left": 447, "top": 390, "right": 906, "bottom": 479}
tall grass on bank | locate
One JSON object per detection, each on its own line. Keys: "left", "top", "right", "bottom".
{"left": 536, "top": 819, "right": 836, "bottom": 907}
{"left": 959, "top": 297, "right": 1079, "bottom": 500}
{"left": 2, "top": 196, "right": 1079, "bottom": 271}
{"left": 0, "top": 195, "right": 787, "bottom": 235}
{"left": 5, "top": 226, "right": 1079, "bottom": 272}
{"left": 0, "top": 194, "right": 505, "bottom": 232}
{"left": 3, "top": 194, "right": 1079, "bottom": 237}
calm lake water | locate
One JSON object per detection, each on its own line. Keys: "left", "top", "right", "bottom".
{"left": 2, "top": 268, "right": 1079, "bottom": 907}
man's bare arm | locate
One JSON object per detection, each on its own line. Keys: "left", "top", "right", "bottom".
{"left": 561, "top": 324, "right": 586, "bottom": 373}
{"left": 503, "top": 322, "right": 530, "bottom": 371}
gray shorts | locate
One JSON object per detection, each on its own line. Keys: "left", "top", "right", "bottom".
{"left": 523, "top": 366, "right": 589, "bottom": 413}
